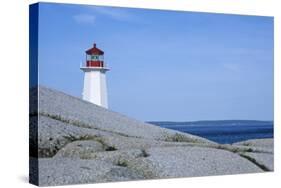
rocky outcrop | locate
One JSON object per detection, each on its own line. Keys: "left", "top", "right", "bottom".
{"left": 30, "top": 86, "right": 274, "bottom": 186}
{"left": 233, "top": 139, "right": 274, "bottom": 171}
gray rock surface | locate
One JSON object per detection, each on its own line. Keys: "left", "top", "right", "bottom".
{"left": 30, "top": 86, "right": 274, "bottom": 186}
{"left": 38, "top": 158, "right": 143, "bottom": 186}
{"left": 240, "top": 152, "right": 273, "bottom": 171}
{"left": 54, "top": 140, "right": 104, "bottom": 159}
{"left": 234, "top": 138, "right": 274, "bottom": 153}
{"left": 233, "top": 138, "right": 274, "bottom": 171}
{"left": 142, "top": 146, "right": 263, "bottom": 177}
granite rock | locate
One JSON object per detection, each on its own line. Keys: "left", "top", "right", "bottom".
{"left": 30, "top": 86, "right": 274, "bottom": 186}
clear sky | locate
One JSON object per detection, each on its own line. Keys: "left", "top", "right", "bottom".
{"left": 37, "top": 3, "right": 274, "bottom": 121}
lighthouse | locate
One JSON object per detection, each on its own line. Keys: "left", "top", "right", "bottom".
{"left": 80, "top": 43, "right": 110, "bottom": 108}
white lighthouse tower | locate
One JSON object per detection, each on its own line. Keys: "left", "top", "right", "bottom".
{"left": 80, "top": 43, "right": 110, "bottom": 108}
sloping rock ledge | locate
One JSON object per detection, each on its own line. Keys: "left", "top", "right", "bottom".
{"left": 30, "top": 86, "right": 274, "bottom": 186}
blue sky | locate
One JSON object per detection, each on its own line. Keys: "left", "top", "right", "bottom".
{"left": 37, "top": 3, "right": 273, "bottom": 121}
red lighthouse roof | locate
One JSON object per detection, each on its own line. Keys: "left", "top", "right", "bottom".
{"left": 86, "top": 43, "right": 104, "bottom": 55}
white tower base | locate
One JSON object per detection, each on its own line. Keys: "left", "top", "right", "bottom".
{"left": 81, "top": 67, "right": 109, "bottom": 108}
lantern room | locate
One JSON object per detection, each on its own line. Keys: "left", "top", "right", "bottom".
{"left": 85, "top": 43, "right": 105, "bottom": 67}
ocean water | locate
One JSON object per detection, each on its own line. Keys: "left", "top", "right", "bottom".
{"left": 149, "top": 120, "right": 273, "bottom": 144}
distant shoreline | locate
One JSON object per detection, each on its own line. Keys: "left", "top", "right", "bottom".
{"left": 150, "top": 120, "right": 273, "bottom": 144}
{"left": 148, "top": 120, "right": 273, "bottom": 126}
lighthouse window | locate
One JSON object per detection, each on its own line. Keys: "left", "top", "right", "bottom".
{"left": 91, "top": 55, "right": 99, "bottom": 60}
